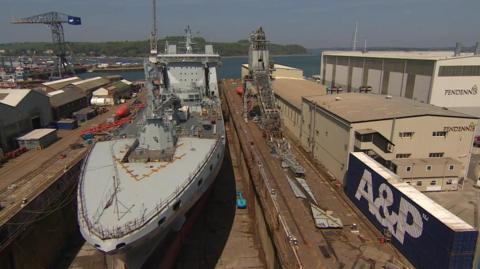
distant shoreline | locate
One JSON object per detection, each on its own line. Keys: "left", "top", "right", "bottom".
{"left": 194, "top": 53, "right": 315, "bottom": 59}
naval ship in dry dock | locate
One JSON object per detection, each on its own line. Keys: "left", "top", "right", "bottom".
{"left": 77, "top": 2, "right": 225, "bottom": 267}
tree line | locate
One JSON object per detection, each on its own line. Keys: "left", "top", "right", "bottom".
{"left": 0, "top": 37, "right": 307, "bottom": 57}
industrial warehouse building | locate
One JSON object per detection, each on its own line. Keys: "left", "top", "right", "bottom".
{"left": 48, "top": 88, "right": 88, "bottom": 120}
{"left": 0, "top": 89, "right": 52, "bottom": 151}
{"left": 91, "top": 79, "right": 132, "bottom": 106}
{"left": 242, "top": 64, "right": 304, "bottom": 80}
{"left": 272, "top": 78, "right": 326, "bottom": 138}
{"left": 41, "top": 76, "right": 81, "bottom": 93}
{"left": 64, "top": 76, "right": 110, "bottom": 101}
{"left": 300, "top": 93, "right": 476, "bottom": 191}
{"left": 320, "top": 51, "right": 480, "bottom": 110}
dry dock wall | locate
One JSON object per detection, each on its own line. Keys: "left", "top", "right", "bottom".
{"left": 222, "top": 81, "right": 301, "bottom": 269}
{"left": 226, "top": 112, "right": 278, "bottom": 269}
{"left": 0, "top": 159, "right": 82, "bottom": 269}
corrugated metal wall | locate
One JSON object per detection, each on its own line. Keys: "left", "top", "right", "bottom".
{"left": 388, "top": 72, "right": 405, "bottom": 96}
{"left": 322, "top": 54, "right": 435, "bottom": 102}
{"left": 351, "top": 67, "right": 363, "bottom": 89}
{"left": 413, "top": 75, "right": 432, "bottom": 102}
{"left": 367, "top": 69, "right": 382, "bottom": 94}
{"left": 335, "top": 57, "right": 349, "bottom": 87}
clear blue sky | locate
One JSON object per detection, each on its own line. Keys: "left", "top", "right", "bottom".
{"left": 1, "top": 0, "right": 479, "bottom": 48}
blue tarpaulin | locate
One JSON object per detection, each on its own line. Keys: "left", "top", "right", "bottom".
{"left": 67, "top": 16, "right": 81, "bottom": 25}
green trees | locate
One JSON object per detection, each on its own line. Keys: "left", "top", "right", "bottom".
{"left": 0, "top": 37, "right": 307, "bottom": 57}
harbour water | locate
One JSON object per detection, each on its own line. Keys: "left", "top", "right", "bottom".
{"left": 79, "top": 54, "right": 321, "bottom": 81}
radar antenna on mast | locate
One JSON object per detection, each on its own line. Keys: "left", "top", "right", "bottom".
{"left": 185, "top": 25, "right": 194, "bottom": 54}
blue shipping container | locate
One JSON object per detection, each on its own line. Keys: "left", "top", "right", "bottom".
{"left": 345, "top": 152, "right": 477, "bottom": 269}
{"left": 57, "top": 119, "right": 78, "bottom": 130}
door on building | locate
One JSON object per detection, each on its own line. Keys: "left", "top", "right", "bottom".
{"left": 31, "top": 116, "right": 41, "bottom": 129}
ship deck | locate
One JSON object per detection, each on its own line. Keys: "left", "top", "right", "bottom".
{"left": 80, "top": 136, "right": 217, "bottom": 237}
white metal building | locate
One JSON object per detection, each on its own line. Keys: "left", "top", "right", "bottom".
{"left": 320, "top": 51, "right": 480, "bottom": 109}
{"left": 300, "top": 93, "right": 477, "bottom": 191}
{"left": 17, "top": 128, "right": 58, "bottom": 150}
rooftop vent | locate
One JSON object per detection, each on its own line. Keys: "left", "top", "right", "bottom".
{"left": 454, "top": 42, "right": 462, "bottom": 56}
{"left": 335, "top": 96, "right": 342, "bottom": 101}
{"left": 385, "top": 95, "right": 392, "bottom": 99}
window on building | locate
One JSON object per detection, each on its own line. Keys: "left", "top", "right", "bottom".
{"left": 426, "top": 165, "right": 432, "bottom": 171}
{"left": 406, "top": 181, "right": 411, "bottom": 185}
{"left": 432, "top": 131, "right": 447, "bottom": 137}
{"left": 446, "top": 179, "right": 453, "bottom": 185}
{"left": 430, "top": 180, "right": 437, "bottom": 185}
{"left": 406, "top": 166, "right": 412, "bottom": 172}
{"left": 439, "top": 65, "right": 480, "bottom": 76}
{"left": 396, "top": 153, "right": 412, "bottom": 159}
{"left": 429, "top": 152, "right": 444, "bottom": 158}
{"left": 399, "top": 132, "right": 414, "bottom": 138}
{"left": 416, "top": 181, "right": 422, "bottom": 186}
{"left": 449, "top": 164, "right": 455, "bottom": 170}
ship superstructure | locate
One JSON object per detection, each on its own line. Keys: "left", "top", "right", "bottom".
{"left": 77, "top": 2, "right": 224, "bottom": 267}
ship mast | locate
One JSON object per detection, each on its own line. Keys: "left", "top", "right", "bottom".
{"left": 185, "top": 25, "right": 193, "bottom": 54}
{"left": 149, "top": 0, "right": 158, "bottom": 59}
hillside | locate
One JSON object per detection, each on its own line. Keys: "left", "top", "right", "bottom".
{"left": 0, "top": 37, "right": 307, "bottom": 57}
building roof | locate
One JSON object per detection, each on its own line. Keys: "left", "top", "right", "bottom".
{"left": 120, "top": 79, "right": 132, "bottom": 85}
{"left": 93, "top": 81, "right": 131, "bottom": 97}
{"left": 242, "top": 63, "right": 301, "bottom": 71}
{"left": 274, "top": 64, "right": 300, "bottom": 70}
{"left": 48, "top": 88, "right": 86, "bottom": 107}
{"left": 72, "top": 77, "right": 110, "bottom": 92}
{"left": 92, "top": 87, "right": 109, "bottom": 96}
{"left": 273, "top": 78, "right": 326, "bottom": 110}
{"left": 304, "top": 93, "right": 477, "bottom": 123}
{"left": 322, "top": 50, "right": 478, "bottom": 61}
{"left": 0, "top": 89, "right": 31, "bottom": 107}
{"left": 110, "top": 81, "right": 131, "bottom": 92}
{"left": 42, "top": 76, "right": 81, "bottom": 91}
{"left": 392, "top": 157, "right": 461, "bottom": 166}
{"left": 17, "top": 128, "right": 56, "bottom": 140}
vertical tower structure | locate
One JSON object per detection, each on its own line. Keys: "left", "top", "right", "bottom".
{"left": 248, "top": 27, "right": 269, "bottom": 73}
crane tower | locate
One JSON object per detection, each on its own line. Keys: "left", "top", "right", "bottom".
{"left": 12, "top": 11, "right": 82, "bottom": 79}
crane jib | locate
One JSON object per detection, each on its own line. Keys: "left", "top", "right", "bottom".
{"left": 68, "top": 16, "right": 81, "bottom": 25}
